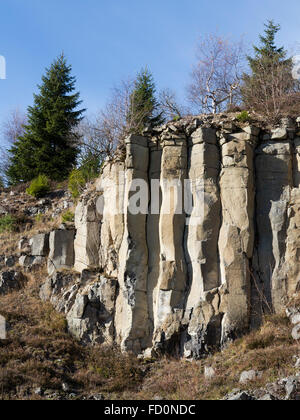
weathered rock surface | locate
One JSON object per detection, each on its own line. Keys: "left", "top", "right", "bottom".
{"left": 30, "top": 233, "right": 50, "bottom": 257}
{"left": 74, "top": 197, "right": 101, "bottom": 272}
{"left": 48, "top": 229, "right": 75, "bottom": 275}
{"left": 0, "top": 271, "right": 27, "bottom": 295}
{"left": 40, "top": 269, "right": 117, "bottom": 345}
{"left": 38, "top": 115, "right": 300, "bottom": 358}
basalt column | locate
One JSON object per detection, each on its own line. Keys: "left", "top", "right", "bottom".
{"left": 115, "top": 135, "right": 151, "bottom": 353}
{"left": 284, "top": 136, "right": 300, "bottom": 298}
{"left": 218, "top": 129, "right": 257, "bottom": 340}
{"left": 185, "top": 127, "right": 221, "bottom": 309}
{"left": 182, "top": 127, "right": 222, "bottom": 358}
{"left": 147, "top": 138, "right": 162, "bottom": 333}
{"left": 254, "top": 139, "right": 293, "bottom": 313}
{"left": 97, "top": 161, "right": 125, "bottom": 278}
{"left": 152, "top": 133, "right": 188, "bottom": 350}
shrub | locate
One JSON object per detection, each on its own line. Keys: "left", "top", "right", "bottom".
{"left": 26, "top": 175, "right": 50, "bottom": 198}
{"left": 80, "top": 153, "right": 102, "bottom": 181}
{"left": 68, "top": 169, "right": 86, "bottom": 199}
{"left": 0, "top": 215, "right": 17, "bottom": 233}
{"left": 62, "top": 210, "right": 74, "bottom": 223}
{"left": 236, "top": 110, "right": 251, "bottom": 123}
{"left": 35, "top": 214, "right": 44, "bottom": 223}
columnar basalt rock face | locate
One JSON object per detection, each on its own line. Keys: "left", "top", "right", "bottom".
{"left": 114, "top": 136, "right": 151, "bottom": 353}
{"left": 218, "top": 131, "right": 257, "bottom": 340}
{"left": 147, "top": 139, "right": 162, "bottom": 338}
{"left": 40, "top": 115, "right": 300, "bottom": 358}
{"left": 254, "top": 140, "right": 293, "bottom": 314}
{"left": 151, "top": 134, "right": 188, "bottom": 349}
{"left": 97, "top": 161, "right": 125, "bottom": 278}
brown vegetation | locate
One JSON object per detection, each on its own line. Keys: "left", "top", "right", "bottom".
{"left": 0, "top": 269, "right": 144, "bottom": 400}
{"left": 0, "top": 262, "right": 298, "bottom": 400}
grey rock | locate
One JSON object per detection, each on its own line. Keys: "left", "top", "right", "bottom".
{"left": 87, "top": 394, "right": 105, "bottom": 401}
{"left": 0, "top": 271, "right": 27, "bottom": 295}
{"left": 47, "top": 230, "right": 75, "bottom": 275}
{"left": 225, "top": 391, "right": 255, "bottom": 401}
{"left": 292, "top": 324, "right": 300, "bottom": 340}
{"left": 285, "top": 377, "right": 298, "bottom": 399}
{"left": 239, "top": 370, "right": 263, "bottom": 384}
{"left": 40, "top": 271, "right": 77, "bottom": 303}
{"left": 204, "top": 366, "right": 216, "bottom": 380}
{"left": 19, "top": 255, "right": 34, "bottom": 268}
{"left": 66, "top": 276, "right": 117, "bottom": 345}
{"left": 271, "top": 128, "right": 288, "bottom": 140}
{"left": 62, "top": 383, "right": 70, "bottom": 392}
{"left": 18, "top": 237, "right": 30, "bottom": 251}
{"left": 259, "top": 394, "right": 277, "bottom": 401}
{"left": 30, "top": 233, "right": 49, "bottom": 257}
{"left": 34, "top": 387, "right": 43, "bottom": 396}
{"left": 5, "top": 256, "right": 16, "bottom": 268}
{"left": 0, "top": 255, "right": 5, "bottom": 267}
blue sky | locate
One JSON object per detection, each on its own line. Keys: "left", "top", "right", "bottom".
{"left": 1, "top": 0, "right": 300, "bottom": 147}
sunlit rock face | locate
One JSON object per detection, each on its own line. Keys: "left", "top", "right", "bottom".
{"left": 43, "top": 115, "right": 300, "bottom": 358}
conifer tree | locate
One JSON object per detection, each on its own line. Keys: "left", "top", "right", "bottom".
{"left": 7, "top": 54, "right": 85, "bottom": 184}
{"left": 127, "top": 68, "right": 164, "bottom": 134}
{"left": 241, "top": 21, "right": 297, "bottom": 119}
{"left": 249, "top": 20, "right": 286, "bottom": 65}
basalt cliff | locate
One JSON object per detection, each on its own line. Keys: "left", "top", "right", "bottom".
{"left": 12, "top": 114, "right": 300, "bottom": 358}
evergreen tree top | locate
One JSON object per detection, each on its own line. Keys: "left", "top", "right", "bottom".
{"left": 6, "top": 54, "right": 85, "bottom": 184}
{"left": 132, "top": 68, "right": 159, "bottom": 111}
{"left": 128, "top": 67, "right": 164, "bottom": 134}
{"left": 252, "top": 20, "right": 286, "bottom": 60}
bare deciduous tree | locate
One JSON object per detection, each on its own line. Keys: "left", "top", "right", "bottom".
{"left": 242, "top": 57, "right": 300, "bottom": 121}
{"left": 75, "top": 80, "right": 134, "bottom": 163}
{"left": 158, "top": 88, "right": 190, "bottom": 121}
{"left": 2, "top": 109, "right": 27, "bottom": 144}
{"left": 187, "top": 34, "right": 245, "bottom": 114}
{"left": 0, "top": 109, "right": 27, "bottom": 184}
{"left": 77, "top": 77, "right": 164, "bottom": 162}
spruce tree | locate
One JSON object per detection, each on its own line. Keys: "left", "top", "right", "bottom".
{"left": 241, "top": 21, "right": 296, "bottom": 119}
{"left": 128, "top": 68, "right": 164, "bottom": 134}
{"left": 7, "top": 54, "right": 85, "bottom": 184}
{"left": 249, "top": 20, "right": 286, "bottom": 65}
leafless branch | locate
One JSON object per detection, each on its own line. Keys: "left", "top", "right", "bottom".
{"left": 187, "top": 34, "right": 245, "bottom": 114}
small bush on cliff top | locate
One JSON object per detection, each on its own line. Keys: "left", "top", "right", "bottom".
{"left": 62, "top": 210, "right": 74, "bottom": 223}
{"left": 26, "top": 175, "right": 50, "bottom": 198}
{"left": 236, "top": 110, "right": 251, "bottom": 122}
{"left": 68, "top": 169, "right": 86, "bottom": 199}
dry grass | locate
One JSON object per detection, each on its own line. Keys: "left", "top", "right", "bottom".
{"left": 0, "top": 272, "right": 299, "bottom": 400}
{"left": 0, "top": 217, "right": 60, "bottom": 256}
{"left": 1, "top": 218, "right": 300, "bottom": 400}
{"left": 0, "top": 272, "right": 144, "bottom": 400}
{"left": 135, "top": 314, "right": 299, "bottom": 400}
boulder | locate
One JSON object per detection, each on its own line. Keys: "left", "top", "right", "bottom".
{"left": 30, "top": 233, "right": 49, "bottom": 257}
{"left": 204, "top": 366, "right": 216, "bottom": 380}
{"left": 5, "top": 256, "right": 16, "bottom": 268}
{"left": 292, "top": 324, "right": 300, "bottom": 340}
{"left": 19, "top": 255, "right": 34, "bottom": 268}
{"left": 0, "top": 314, "right": 6, "bottom": 339}
{"left": 0, "top": 271, "right": 27, "bottom": 295}
{"left": 74, "top": 198, "right": 101, "bottom": 272}
{"left": 239, "top": 370, "right": 263, "bottom": 384}
{"left": 47, "top": 230, "right": 75, "bottom": 275}
{"left": 67, "top": 276, "right": 117, "bottom": 345}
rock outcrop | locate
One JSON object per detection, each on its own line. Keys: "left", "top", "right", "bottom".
{"left": 39, "top": 114, "right": 300, "bottom": 358}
